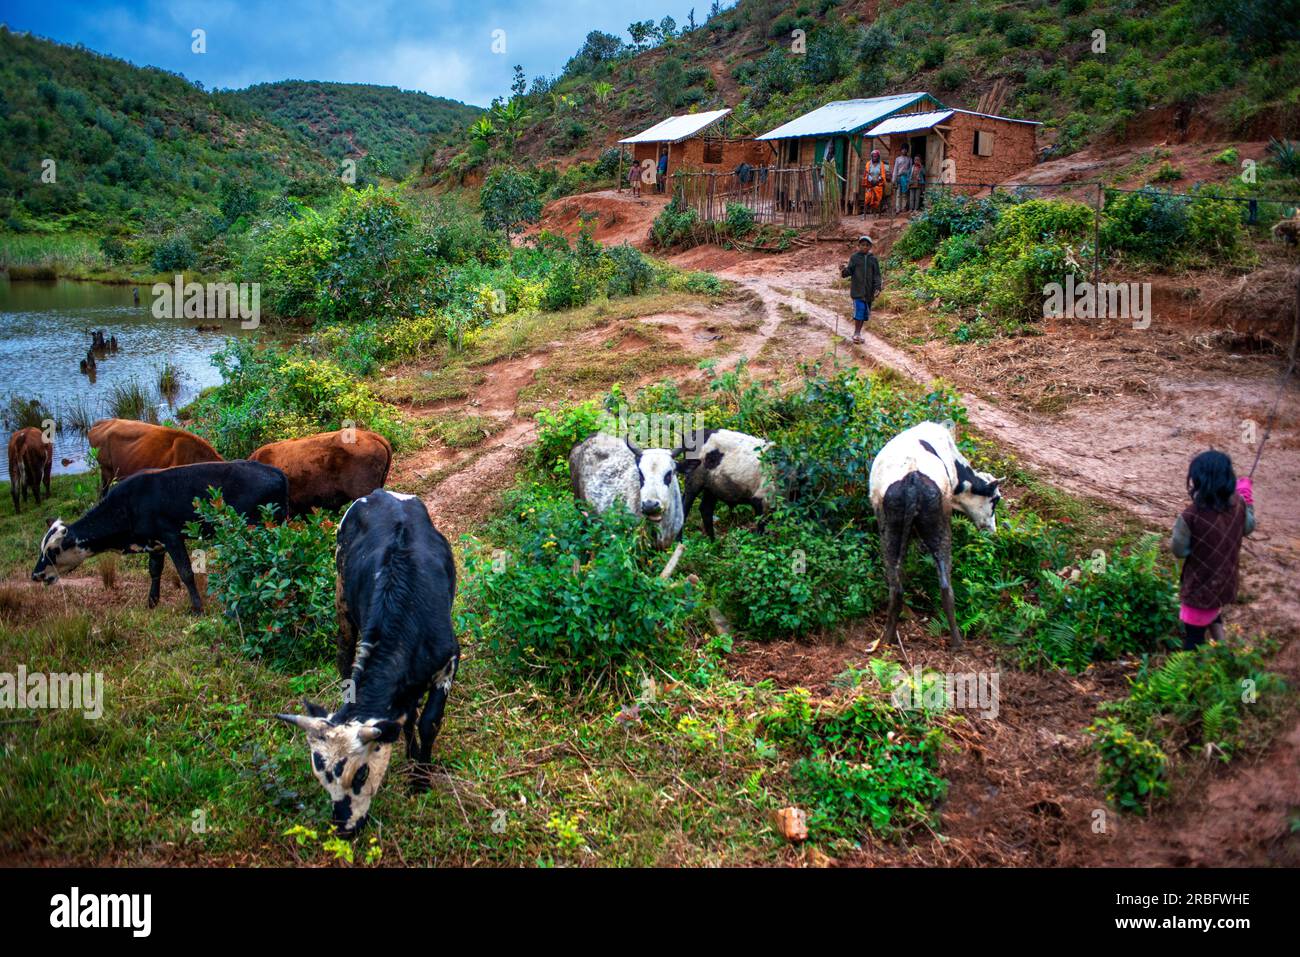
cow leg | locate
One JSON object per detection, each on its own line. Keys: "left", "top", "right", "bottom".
{"left": 700, "top": 491, "right": 718, "bottom": 540}
{"left": 147, "top": 550, "right": 165, "bottom": 608}
{"left": 162, "top": 536, "right": 203, "bottom": 614}
{"left": 918, "top": 518, "right": 962, "bottom": 649}
{"left": 879, "top": 516, "right": 905, "bottom": 647}
{"left": 416, "top": 656, "right": 458, "bottom": 766}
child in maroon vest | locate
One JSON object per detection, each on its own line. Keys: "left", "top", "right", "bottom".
{"left": 1170, "top": 450, "right": 1256, "bottom": 650}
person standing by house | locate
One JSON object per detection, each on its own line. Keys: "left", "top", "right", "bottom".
{"left": 892, "top": 145, "right": 912, "bottom": 214}
{"left": 840, "top": 235, "right": 882, "bottom": 344}
{"left": 657, "top": 150, "right": 669, "bottom": 194}
{"left": 628, "top": 158, "right": 642, "bottom": 198}
{"left": 909, "top": 159, "right": 927, "bottom": 211}
{"left": 862, "top": 149, "right": 887, "bottom": 215}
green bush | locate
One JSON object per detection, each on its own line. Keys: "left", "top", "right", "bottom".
{"left": 184, "top": 339, "right": 409, "bottom": 457}
{"left": 458, "top": 484, "right": 697, "bottom": 690}
{"left": 1089, "top": 717, "right": 1169, "bottom": 814}
{"left": 533, "top": 398, "right": 608, "bottom": 477}
{"left": 189, "top": 495, "right": 335, "bottom": 670}
{"left": 650, "top": 197, "right": 700, "bottom": 248}
{"left": 710, "top": 511, "right": 880, "bottom": 639}
{"left": 764, "top": 682, "right": 947, "bottom": 838}
{"left": 151, "top": 233, "right": 195, "bottom": 271}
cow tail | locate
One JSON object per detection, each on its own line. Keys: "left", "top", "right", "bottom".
{"left": 898, "top": 473, "right": 922, "bottom": 556}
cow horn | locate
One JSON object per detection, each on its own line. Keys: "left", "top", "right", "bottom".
{"left": 275, "top": 713, "right": 329, "bottom": 734}
{"left": 625, "top": 437, "right": 643, "bottom": 458}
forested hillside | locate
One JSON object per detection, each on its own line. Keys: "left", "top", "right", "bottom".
{"left": 441, "top": 0, "right": 1300, "bottom": 178}
{"left": 0, "top": 27, "right": 338, "bottom": 234}
{"left": 234, "top": 80, "right": 481, "bottom": 180}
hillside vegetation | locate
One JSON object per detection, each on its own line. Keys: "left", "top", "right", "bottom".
{"left": 0, "top": 28, "right": 337, "bottom": 235}
{"left": 234, "top": 80, "right": 481, "bottom": 180}
{"left": 442, "top": 0, "right": 1300, "bottom": 177}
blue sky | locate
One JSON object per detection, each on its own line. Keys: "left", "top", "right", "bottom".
{"left": 0, "top": 0, "right": 721, "bottom": 106}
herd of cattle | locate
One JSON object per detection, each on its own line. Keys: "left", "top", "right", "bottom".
{"left": 8, "top": 415, "right": 1000, "bottom": 834}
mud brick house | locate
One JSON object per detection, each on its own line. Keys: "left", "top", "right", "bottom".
{"left": 618, "top": 108, "right": 764, "bottom": 182}
{"left": 864, "top": 107, "right": 1040, "bottom": 193}
{"left": 757, "top": 92, "right": 1039, "bottom": 211}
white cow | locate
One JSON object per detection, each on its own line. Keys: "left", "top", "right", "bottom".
{"left": 868, "top": 421, "right": 1001, "bottom": 648}
{"left": 570, "top": 432, "right": 683, "bottom": 548}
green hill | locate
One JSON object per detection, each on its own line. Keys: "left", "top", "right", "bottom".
{"left": 0, "top": 27, "right": 339, "bottom": 235}
{"left": 234, "top": 80, "right": 481, "bottom": 180}
{"left": 442, "top": 0, "right": 1299, "bottom": 176}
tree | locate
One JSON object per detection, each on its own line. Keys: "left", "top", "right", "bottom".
{"left": 491, "top": 99, "right": 531, "bottom": 149}
{"left": 687, "top": 8, "right": 697, "bottom": 31}
{"left": 628, "top": 20, "right": 656, "bottom": 51}
{"left": 511, "top": 65, "right": 527, "bottom": 100}
{"left": 479, "top": 166, "right": 542, "bottom": 240}
{"left": 654, "top": 57, "right": 686, "bottom": 109}
{"left": 659, "top": 16, "right": 678, "bottom": 40}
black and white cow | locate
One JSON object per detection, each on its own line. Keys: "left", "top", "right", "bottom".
{"left": 276, "top": 489, "right": 460, "bottom": 836}
{"left": 678, "top": 428, "right": 775, "bottom": 539}
{"left": 868, "top": 421, "right": 1001, "bottom": 648}
{"left": 31, "top": 460, "right": 288, "bottom": 613}
{"left": 569, "top": 432, "right": 683, "bottom": 548}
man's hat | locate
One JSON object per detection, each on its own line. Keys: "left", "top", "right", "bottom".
{"left": 858, "top": 235, "right": 873, "bottom": 244}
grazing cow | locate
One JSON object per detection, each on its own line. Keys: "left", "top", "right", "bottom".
{"left": 276, "top": 490, "right": 460, "bottom": 836}
{"left": 88, "top": 419, "right": 222, "bottom": 494}
{"left": 31, "top": 460, "right": 287, "bottom": 613}
{"left": 249, "top": 429, "right": 392, "bottom": 516}
{"left": 8, "top": 427, "right": 53, "bottom": 514}
{"left": 868, "top": 422, "right": 1002, "bottom": 649}
{"left": 570, "top": 432, "right": 683, "bottom": 548}
{"left": 678, "top": 428, "right": 775, "bottom": 539}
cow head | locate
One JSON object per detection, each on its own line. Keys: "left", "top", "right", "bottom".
{"left": 952, "top": 463, "right": 1002, "bottom": 533}
{"left": 276, "top": 702, "right": 402, "bottom": 836}
{"left": 627, "top": 440, "right": 678, "bottom": 523}
{"left": 31, "top": 519, "right": 90, "bottom": 584}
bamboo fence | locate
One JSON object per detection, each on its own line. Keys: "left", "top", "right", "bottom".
{"left": 671, "top": 162, "right": 842, "bottom": 234}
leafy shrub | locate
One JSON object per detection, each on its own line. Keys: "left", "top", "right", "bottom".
{"left": 650, "top": 197, "right": 700, "bottom": 248}
{"left": 710, "top": 512, "right": 880, "bottom": 638}
{"left": 190, "top": 495, "right": 335, "bottom": 670}
{"left": 480, "top": 166, "right": 543, "bottom": 238}
{"left": 533, "top": 398, "right": 607, "bottom": 477}
{"left": 723, "top": 202, "right": 756, "bottom": 239}
{"left": 1089, "top": 717, "right": 1169, "bottom": 814}
{"left": 891, "top": 217, "right": 940, "bottom": 261}
{"left": 458, "top": 484, "right": 696, "bottom": 690}
{"left": 151, "top": 233, "right": 195, "bottom": 271}
{"left": 184, "top": 339, "right": 409, "bottom": 457}
{"left": 764, "top": 682, "right": 947, "bottom": 838}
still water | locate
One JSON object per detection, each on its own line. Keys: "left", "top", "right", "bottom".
{"left": 0, "top": 277, "right": 253, "bottom": 479}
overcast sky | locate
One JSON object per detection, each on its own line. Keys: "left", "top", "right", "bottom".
{"left": 2, "top": 0, "right": 724, "bottom": 106}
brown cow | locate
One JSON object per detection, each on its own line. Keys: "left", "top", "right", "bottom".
{"left": 7, "top": 427, "right": 53, "bottom": 514}
{"left": 250, "top": 429, "right": 392, "bottom": 515}
{"left": 88, "top": 419, "right": 222, "bottom": 494}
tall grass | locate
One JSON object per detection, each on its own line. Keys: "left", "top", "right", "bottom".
{"left": 0, "top": 233, "right": 103, "bottom": 276}
{"left": 105, "top": 379, "right": 159, "bottom": 424}
{"left": 61, "top": 395, "right": 98, "bottom": 437}
{"left": 1, "top": 394, "right": 54, "bottom": 431}
{"left": 156, "top": 361, "right": 182, "bottom": 405}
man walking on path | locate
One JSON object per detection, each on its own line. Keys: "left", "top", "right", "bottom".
{"left": 841, "top": 235, "right": 882, "bottom": 344}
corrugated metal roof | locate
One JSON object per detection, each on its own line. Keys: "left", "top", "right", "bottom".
{"left": 755, "top": 93, "right": 937, "bottom": 140}
{"left": 950, "top": 108, "right": 1042, "bottom": 126}
{"left": 618, "top": 108, "right": 731, "bottom": 144}
{"left": 865, "top": 109, "right": 955, "bottom": 136}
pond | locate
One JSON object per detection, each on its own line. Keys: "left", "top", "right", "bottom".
{"left": 0, "top": 277, "right": 255, "bottom": 480}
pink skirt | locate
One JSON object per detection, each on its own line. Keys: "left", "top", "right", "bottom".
{"left": 1179, "top": 604, "right": 1220, "bottom": 627}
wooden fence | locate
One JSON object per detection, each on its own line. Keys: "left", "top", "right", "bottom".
{"left": 671, "top": 163, "right": 842, "bottom": 232}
